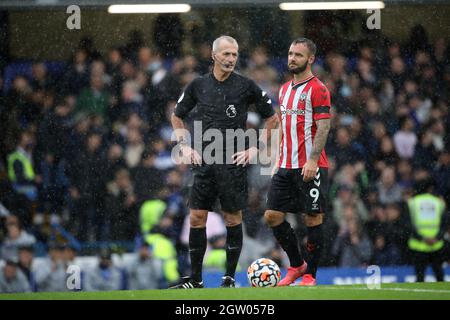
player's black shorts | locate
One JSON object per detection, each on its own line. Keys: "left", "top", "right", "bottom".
{"left": 189, "top": 164, "right": 247, "bottom": 213}
{"left": 266, "top": 167, "right": 328, "bottom": 214}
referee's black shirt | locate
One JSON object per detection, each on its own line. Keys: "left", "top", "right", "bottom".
{"left": 174, "top": 72, "right": 275, "bottom": 158}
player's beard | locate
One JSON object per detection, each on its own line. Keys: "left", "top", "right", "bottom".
{"left": 289, "top": 61, "right": 308, "bottom": 74}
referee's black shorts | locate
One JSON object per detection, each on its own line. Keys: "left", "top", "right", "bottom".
{"left": 266, "top": 167, "right": 328, "bottom": 215}
{"left": 189, "top": 164, "right": 247, "bottom": 213}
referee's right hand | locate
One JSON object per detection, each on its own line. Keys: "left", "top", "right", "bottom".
{"left": 180, "top": 145, "right": 202, "bottom": 166}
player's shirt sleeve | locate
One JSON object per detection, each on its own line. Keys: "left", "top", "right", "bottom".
{"left": 174, "top": 80, "right": 197, "bottom": 119}
{"left": 248, "top": 80, "right": 275, "bottom": 119}
{"left": 311, "top": 84, "right": 331, "bottom": 121}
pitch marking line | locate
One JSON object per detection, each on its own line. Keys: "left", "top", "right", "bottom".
{"left": 303, "top": 286, "right": 450, "bottom": 294}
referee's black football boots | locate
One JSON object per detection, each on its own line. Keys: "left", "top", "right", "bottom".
{"left": 220, "top": 276, "right": 236, "bottom": 288}
{"left": 169, "top": 276, "right": 204, "bottom": 289}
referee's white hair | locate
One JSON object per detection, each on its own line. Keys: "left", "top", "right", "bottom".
{"left": 212, "top": 35, "right": 239, "bottom": 53}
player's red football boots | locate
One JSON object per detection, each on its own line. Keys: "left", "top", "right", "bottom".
{"left": 277, "top": 261, "right": 307, "bottom": 286}
{"left": 298, "top": 274, "right": 317, "bottom": 286}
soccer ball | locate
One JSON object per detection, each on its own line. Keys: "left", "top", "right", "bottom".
{"left": 247, "top": 258, "right": 281, "bottom": 287}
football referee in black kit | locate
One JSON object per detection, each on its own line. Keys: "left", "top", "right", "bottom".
{"left": 169, "top": 35, "right": 278, "bottom": 289}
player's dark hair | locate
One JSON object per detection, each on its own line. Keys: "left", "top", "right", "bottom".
{"left": 291, "top": 37, "right": 317, "bottom": 56}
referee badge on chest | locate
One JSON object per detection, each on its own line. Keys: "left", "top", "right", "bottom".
{"left": 226, "top": 104, "right": 237, "bottom": 118}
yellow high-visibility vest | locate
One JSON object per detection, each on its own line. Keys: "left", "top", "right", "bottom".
{"left": 7, "top": 150, "right": 35, "bottom": 182}
{"left": 408, "top": 194, "right": 445, "bottom": 253}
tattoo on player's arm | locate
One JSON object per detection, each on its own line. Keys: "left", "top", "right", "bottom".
{"left": 310, "top": 118, "right": 331, "bottom": 162}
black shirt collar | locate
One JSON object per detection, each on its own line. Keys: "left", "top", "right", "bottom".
{"left": 210, "top": 71, "right": 235, "bottom": 83}
{"left": 291, "top": 75, "right": 315, "bottom": 88}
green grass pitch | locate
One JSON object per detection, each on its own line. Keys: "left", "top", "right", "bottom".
{"left": 1, "top": 282, "right": 450, "bottom": 300}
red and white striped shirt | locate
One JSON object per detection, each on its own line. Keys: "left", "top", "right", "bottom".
{"left": 278, "top": 76, "right": 331, "bottom": 169}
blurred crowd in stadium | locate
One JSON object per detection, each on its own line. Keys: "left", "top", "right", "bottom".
{"left": 0, "top": 23, "right": 449, "bottom": 292}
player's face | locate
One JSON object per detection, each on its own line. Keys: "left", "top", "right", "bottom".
{"left": 213, "top": 41, "right": 239, "bottom": 72}
{"left": 288, "top": 43, "right": 314, "bottom": 74}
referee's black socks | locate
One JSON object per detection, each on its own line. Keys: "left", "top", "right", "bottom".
{"left": 271, "top": 220, "right": 304, "bottom": 267}
{"left": 225, "top": 223, "right": 243, "bottom": 278}
{"left": 305, "top": 224, "right": 323, "bottom": 278}
{"left": 189, "top": 227, "right": 207, "bottom": 283}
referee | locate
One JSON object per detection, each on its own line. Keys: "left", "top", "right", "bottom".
{"left": 170, "top": 35, "right": 278, "bottom": 289}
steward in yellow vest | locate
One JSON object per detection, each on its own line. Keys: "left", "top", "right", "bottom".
{"left": 7, "top": 142, "right": 38, "bottom": 202}
{"left": 407, "top": 178, "right": 447, "bottom": 282}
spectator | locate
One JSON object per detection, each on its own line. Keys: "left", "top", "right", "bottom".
{"left": 0, "top": 259, "right": 31, "bottom": 293}
{"left": 34, "top": 244, "right": 67, "bottom": 292}
{"left": 84, "top": 248, "right": 123, "bottom": 291}
{"left": 36, "top": 97, "right": 73, "bottom": 161}
{"left": 60, "top": 48, "right": 90, "bottom": 95}
{"left": 204, "top": 234, "right": 227, "bottom": 271}
{"left": 195, "top": 42, "right": 213, "bottom": 75}
{"left": 106, "top": 47, "right": 123, "bottom": 84}
{"left": 67, "top": 130, "right": 106, "bottom": 241}
{"left": 104, "top": 168, "right": 138, "bottom": 241}
{"left": 377, "top": 166, "right": 403, "bottom": 205}
{"left": 127, "top": 242, "right": 163, "bottom": 290}
{"left": 413, "top": 129, "right": 438, "bottom": 171}
{"left": 243, "top": 46, "right": 279, "bottom": 96}
{"left": 17, "top": 245, "right": 36, "bottom": 291}
{"left": 332, "top": 185, "right": 369, "bottom": 228}
{"left": 329, "top": 126, "right": 364, "bottom": 169}
{"left": 408, "top": 94, "right": 433, "bottom": 125}
{"left": 104, "top": 143, "right": 127, "bottom": 183}
{"left": 375, "top": 136, "right": 399, "bottom": 169}
{"left": 0, "top": 216, "right": 36, "bottom": 260}
{"left": 397, "top": 159, "right": 414, "bottom": 191}
{"left": 389, "top": 56, "right": 408, "bottom": 94}
{"left": 384, "top": 203, "right": 409, "bottom": 263}
{"left": 152, "top": 137, "right": 175, "bottom": 171}
{"left": 62, "top": 243, "right": 78, "bottom": 268}
{"left": 332, "top": 217, "right": 373, "bottom": 267}
{"left": 433, "top": 151, "right": 450, "bottom": 205}
{"left": 393, "top": 116, "right": 417, "bottom": 159}
{"left": 90, "top": 60, "right": 111, "bottom": 88}
{"left": 116, "top": 80, "right": 147, "bottom": 122}
{"left": 356, "top": 58, "right": 376, "bottom": 87}
{"left": 75, "top": 73, "right": 111, "bottom": 120}
{"left": 348, "top": 116, "right": 371, "bottom": 158}
{"left": 428, "top": 119, "right": 446, "bottom": 152}
{"left": 5, "top": 76, "right": 38, "bottom": 127}
{"left": 123, "top": 128, "right": 145, "bottom": 169}
{"left": 30, "top": 62, "right": 54, "bottom": 91}
{"left": 38, "top": 153, "right": 70, "bottom": 216}
{"left": 111, "top": 60, "right": 137, "bottom": 102}
{"left": 131, "top": 149, "right": 165, "bottom": 205}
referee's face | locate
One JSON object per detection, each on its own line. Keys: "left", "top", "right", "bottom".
{"left": 213, "top": 42, "right": 239, "bottom": 73}
{"left": 288, "top": 43, "right": 313, "bottom": 74}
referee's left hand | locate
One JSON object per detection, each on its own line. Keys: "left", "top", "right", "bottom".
{"left": 302, "top": 159, "right": 318, "bottom": 182}
{"left": 232, "top": 147, "right": 258, "bottom": 166}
